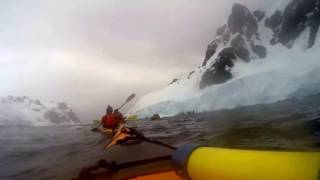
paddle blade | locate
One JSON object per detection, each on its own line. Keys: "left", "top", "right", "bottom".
{"left": 126, "top": 93, "right": 135, "bottom": 103}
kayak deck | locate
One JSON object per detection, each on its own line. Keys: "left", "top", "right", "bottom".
{"left": 97, "top": 126, "right": 113, "bottom": 135}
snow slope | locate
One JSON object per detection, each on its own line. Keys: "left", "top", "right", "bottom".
{"left": 130, "top": 0, "right": 320, "bottom": 118}
{"left": 0, "top": 96, "right": 80, "bottom": 126}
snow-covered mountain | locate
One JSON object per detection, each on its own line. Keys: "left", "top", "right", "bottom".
{"left": 0, "top": 96, "right": 80, "bottom": 126}
{"left": 130, "top": 0, "right": 320, "bottom": 118}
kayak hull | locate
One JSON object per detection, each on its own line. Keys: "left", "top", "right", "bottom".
{"left": 89, "top": 140, "right": 177, "bottom": 180}
{"left": 129, "top": 171, "right": 181, "bottom": 180}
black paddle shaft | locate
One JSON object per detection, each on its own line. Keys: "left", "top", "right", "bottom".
{"left": 117, "top": 93, "right": 135, "bottom": 111}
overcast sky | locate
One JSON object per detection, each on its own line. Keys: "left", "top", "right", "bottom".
{"left": 0, "top": 0, "right": 268, "bottom": 121}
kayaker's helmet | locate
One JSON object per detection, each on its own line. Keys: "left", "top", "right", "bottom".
{"left": 106, "top": 105, "right": 113, "bottom": 115}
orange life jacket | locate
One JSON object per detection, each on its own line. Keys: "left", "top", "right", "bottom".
{"left": 102, "top": 114, "right": 117, "bottom": 128}
{"left": 102, "top": 111, "right": 125, "bottom": 128}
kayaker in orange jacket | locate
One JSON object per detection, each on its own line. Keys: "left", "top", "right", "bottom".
{"left": 101, "top": 105, "right": 125, "bottom": 134}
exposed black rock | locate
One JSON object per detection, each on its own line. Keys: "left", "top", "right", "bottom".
{"left": 188, "top": 71, "right": 195, "bottom": 79}
{"left": 202, "top": 41, "right": 218, "bottom": 66}
{"left": 200, "top": 70, "right": 233, "bottom": 89}
{"left": 222, "top": 30, "right": 231, "bottom": 44}
{"left": 203, "top": 23, "right": 233, "bottom": 67}
{"left": 44, "top": 108, "right": 80, "bottom": 124}
{"left": 252, "top": 45, "right": 267, "bottom": 58}
{"left": 215, "top": 48, "right": 236, "bottom": 72}
{"left": 228, "top": 4, "right": 248, "bottom": 34}
{"left": 216, "top": 47, "right": 237, "bottom": 67}
{"left": 216, "top": 24, "right": 231, "bottom": 45}
{"left": 58, "top": 102, "right": 68, "bottom": 110}
{"left": 253, "top": 10, "right": 266, "bottom": 22}
{"left": 169, "top": 78, "right": 180, "bottom": 85}
{"left": 308, "top": 9, "right": 320, "bottom": 48}
{"left": 44, "top": 111, "right": 64, "bottom": 124}
{"left": 203, "top": 41, "right": 218, "bottom": 66}
{"left": 228, "top": 3, "right": 258, "bottom": 39}
{"left": 279, "top": 0, "right": 317, "bottom": 47}
{"left": 34, "top": 100, "right": 42, "bottom": 106}
{"left": 266, "top": 0, "right": 320, "bottom": 48}
{"left": 216, "top": 25, "right": 227, "bottom": 36}
{"left": 67, "top": 110, "right": 80, "bottom": 123}
{"left": 200, "top": 48, "right": 235, "bottom": 89}
{"left": 231, "top": 35, "right": 250, "bottom": 62}
{"left": 265, "top": 10, "right": 283, "bottom": 33}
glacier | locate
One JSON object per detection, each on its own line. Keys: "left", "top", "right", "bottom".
{"left": 129, "top": 0, "right": 320, "bottom": 118}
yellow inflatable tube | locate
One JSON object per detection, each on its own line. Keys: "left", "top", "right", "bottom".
{"left": 172, "top": 144, "right": 320, "bottom": 180}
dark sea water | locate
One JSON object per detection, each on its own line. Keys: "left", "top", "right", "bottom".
{"left": 1, "top": 94, "right": 320, "bottom": 180}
